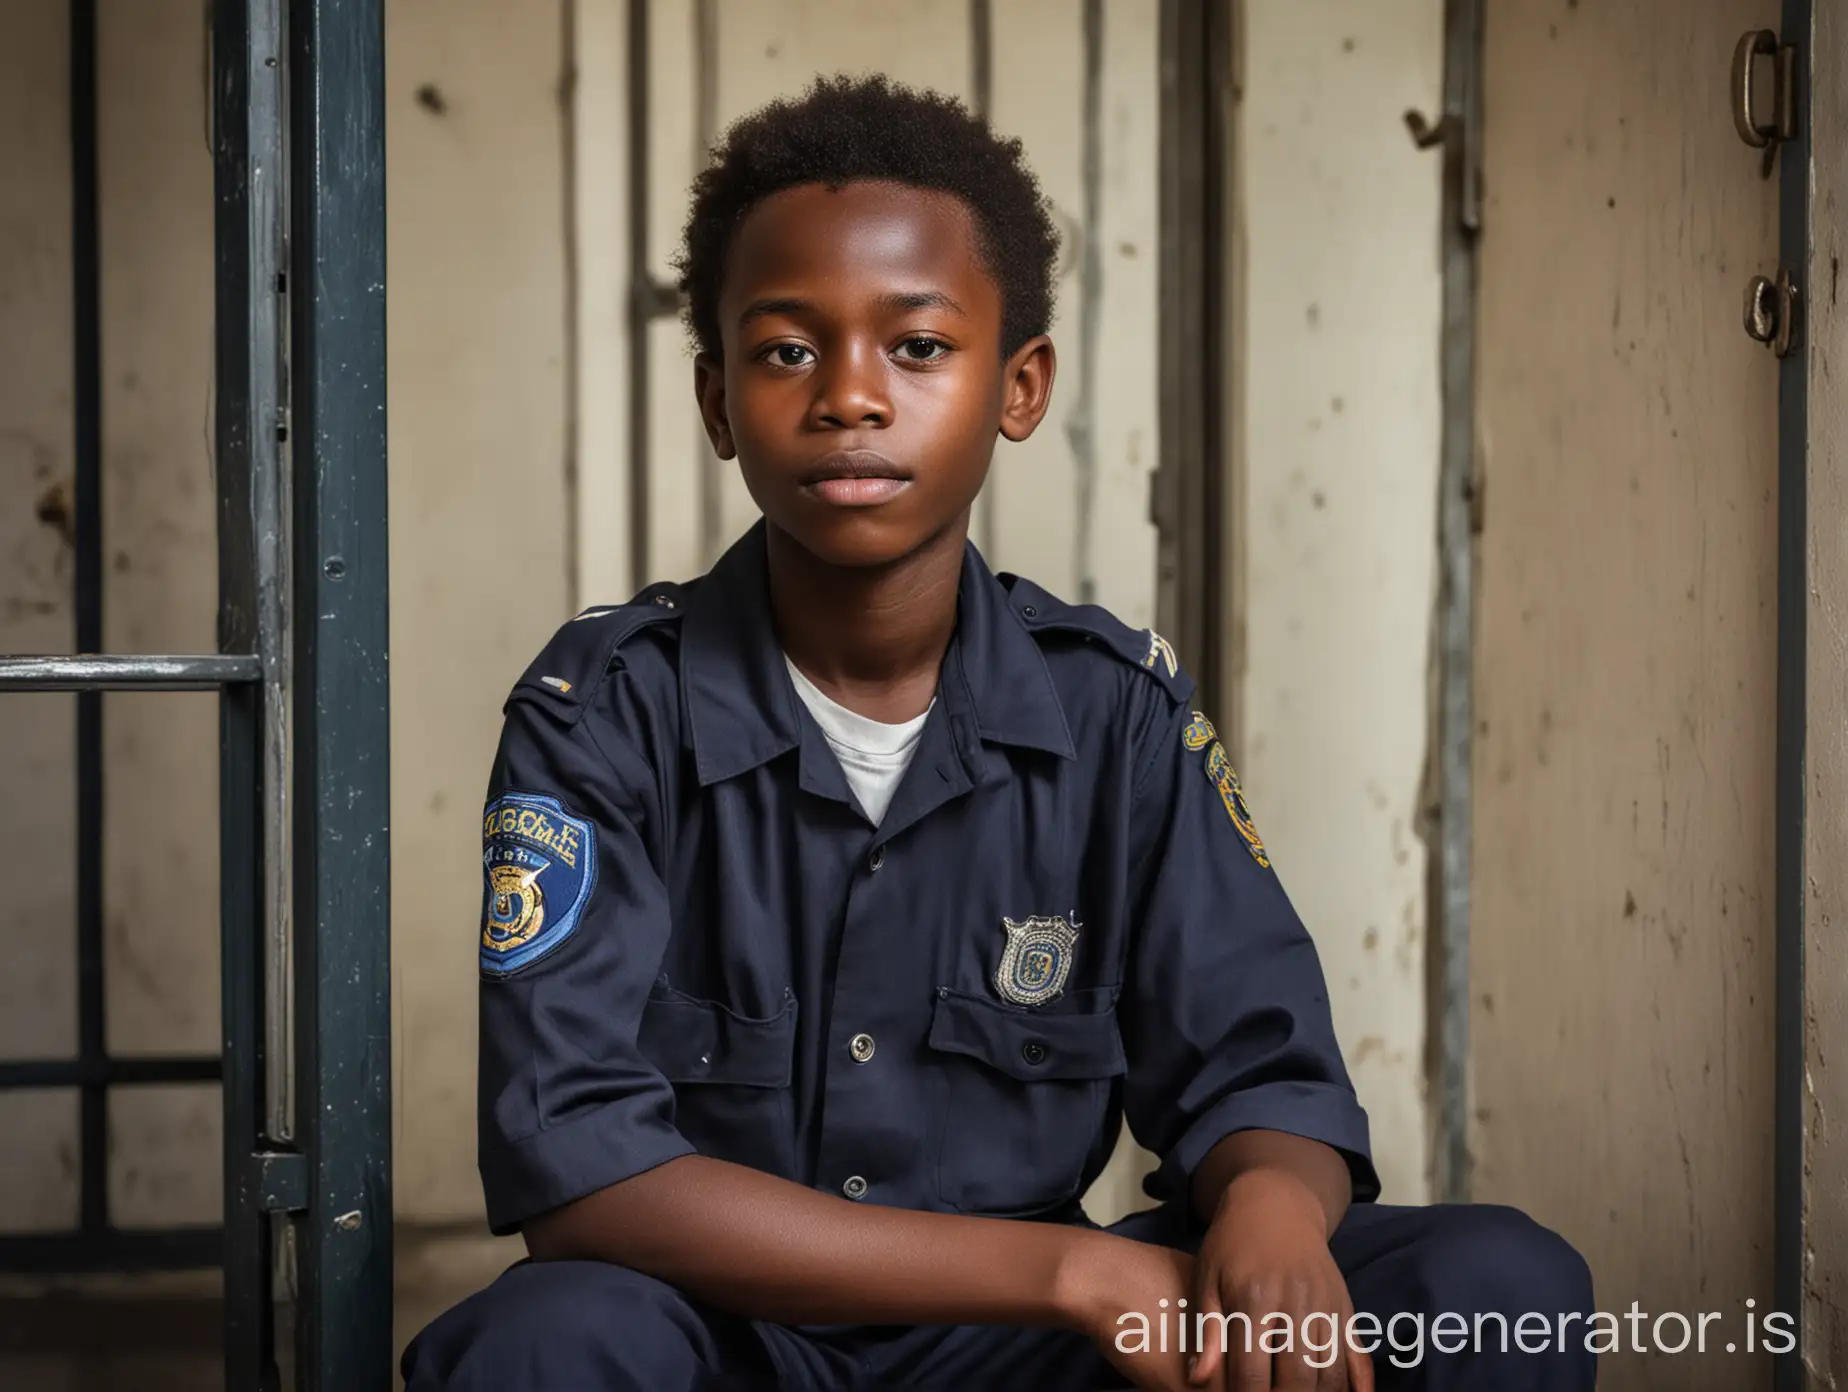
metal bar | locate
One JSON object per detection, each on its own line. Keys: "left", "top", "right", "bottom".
{"left": 969, "top": 0, "right": 995, "bottom": 563}
{"left": 693, "top": 0, "right": 719, "bottom": 568}
{"left": 1068, "top": 0, "right": 1103, "bottom": 605}
{"left": 0, "top": 1056, "right": 220, "bottom": 1089}
{"left": 0, "top": 1228, "right": 221, "bottom": 1275}
{"left": 626, "top": 0, "right": 652, "bottom": 590}
{"left": 0, "top": 654, "right": 261, "bottom": 690}
{"left": 68, "top": 0, "right": 107, "bottom": 1249}
{"left": 1153, "top": 0, "right": 1230, "bottom": 723}
{"left": 216, "top": 0, "right": 291, "bottom": 1382}
{"left": 1773, "top": 0, "right": 1813, "bottom": 1384}
{"left": 1428, "top": 0, "right": 1483, "bottom": 1207}
{"left": 1199, "top": 0, "right": 1231, "bottom": 719}
{"left": 289, "top": 1, "right": 393, "bottom": 1385}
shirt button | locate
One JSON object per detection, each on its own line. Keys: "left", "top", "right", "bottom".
{"left": 842, "top": 1175, "right": 869, "bottom": 1201}
{"left": 868, "top": 845, "right": 886, "bottom": 873}
{"left": 1021, "top": 1041, "right": 1048, "bottom": 1066}
{"left": 849, "top": 1033, "right": 876, "bottom": 1064}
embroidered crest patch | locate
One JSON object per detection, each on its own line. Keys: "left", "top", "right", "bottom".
{"left": 1182, "top": 711, "right": 1270, "bottom": 868}
{"left": 995, "top": 915, "right": 1079, "bottom": 1007}
{"left": 480, "top": 792, "right": 597, "bottom": 977}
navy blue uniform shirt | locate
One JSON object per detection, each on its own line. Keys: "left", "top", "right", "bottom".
{"left": 476, "top": 522, "right": 1378, "bottom": 1236}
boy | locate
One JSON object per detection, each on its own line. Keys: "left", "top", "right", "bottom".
{"left": 403, "top": 76, "right": 1593, "bottom": 1391}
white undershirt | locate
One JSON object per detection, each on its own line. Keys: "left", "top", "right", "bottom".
{"left": 783, "top": 655, "right": 933, "bottom": 827}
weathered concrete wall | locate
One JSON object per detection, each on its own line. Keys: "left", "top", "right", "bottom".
{"left": 0, "top": 0, "right": 80, "bottom": 1235}
{"left": 385, "top": 0, "right": 573, "bottom": 1225}
{"left": 1803, "top": 0, "right": 1848, "bottom": 1378}
{"left": 1470, "top": 1, "right": 1780, "bottom": 1386}
{"left": 1238, "top": 0, "right": 1444, "bottom": 1205}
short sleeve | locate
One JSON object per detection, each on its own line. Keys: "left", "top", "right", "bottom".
{"left": 1118, "top": 699, "right": 1381, "bottom": 1208}
{"left": 475, "top": 694, "right": 694, "bottom": 1235}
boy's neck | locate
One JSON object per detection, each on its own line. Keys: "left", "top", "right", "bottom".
{"left": 766, "top": 517, "right": 965, "bottom": 725}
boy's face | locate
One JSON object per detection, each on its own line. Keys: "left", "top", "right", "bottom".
{"left": 696, "top": 180, "right": 1054, "bottom": 570}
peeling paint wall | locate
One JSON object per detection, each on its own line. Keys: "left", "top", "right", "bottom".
{"left": 0, "top": 0, "right": 80, "bottom": 1235}
{"left": 386, "top": 0, "right": 573, "bottom": 1226}
{"left": 1471, "top": 2, "right": 1780, "bottom": 1387}
{"left": 0, "top": 0, "right": 225, "bottom": 1235}
{"left": 1238, "top": 0, "right": 1445, "bottom": 1205}
{"left": 1804, "top": 2, "right": 1848, "bottom": 1378}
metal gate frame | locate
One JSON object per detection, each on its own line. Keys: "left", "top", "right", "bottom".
{"left": 0, "top": 2, "right": 392, "bottom": 1388}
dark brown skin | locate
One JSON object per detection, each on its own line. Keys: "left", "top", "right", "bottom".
{"left": 526, "top": 179, "right": 1369, "bottom": 1391}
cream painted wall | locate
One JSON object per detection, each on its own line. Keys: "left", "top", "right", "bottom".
{"left": 0, "top": 0, "right": 225, "bottom": 1234}
{"left": 385, "top": 0, "right": 574, "bottom": 1225}
{"left": 0, "top": 0, "right": 80, "bottom": 1236}
{"left": 1806, "top": 0, "right": 1848, "bottom": 1371}
{"left": 1237, "top": 0, "right": 1444, "bottom": 1204}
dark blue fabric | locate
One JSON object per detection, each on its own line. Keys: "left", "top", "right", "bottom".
{"left": 401, "top": 1201, "right": 1596, "bottom": 1390}
{"left": 475, "top": 521, "right": 1376, "bottom": 1237}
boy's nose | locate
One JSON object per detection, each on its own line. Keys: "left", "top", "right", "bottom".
{"left": 810, "top": 343, "right": 891, "bottom": 429}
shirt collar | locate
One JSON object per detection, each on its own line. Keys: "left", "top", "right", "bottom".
{"left": 680, "top": 521, "right": 1077, "bottom": 787}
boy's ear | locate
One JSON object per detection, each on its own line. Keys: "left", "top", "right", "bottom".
{"left": 694, "top": 353, "right": 736, "bottom": 459}
{"left": 998, "top": 335, "right": 1056, "bottom": 444}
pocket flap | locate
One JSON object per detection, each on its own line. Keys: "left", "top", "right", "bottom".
{"left": 927, "top": 989, "right": 1125, "bottom": 1083}
{"left": 639, "top": 991, "right": 797, "bottom": 1087}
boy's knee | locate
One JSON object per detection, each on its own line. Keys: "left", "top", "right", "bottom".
{"left": 402, "top": 1259, "right": 739, "bottom": 1391}
{"left": 1414, "top": 1204, "right": 1594, "bottom": 1319}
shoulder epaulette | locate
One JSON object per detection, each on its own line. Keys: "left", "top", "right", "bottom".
{"left": 999, "top": 574, "right": 1196, "bottom": 706}
{"left": 506, "top": 580, "right": 688, "bottom": 723}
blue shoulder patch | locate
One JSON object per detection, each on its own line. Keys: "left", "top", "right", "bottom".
{"left": 480, "top": 792, "right": 598, "bottom": 977}
{"left": 1001, "top": 574, "right": 1196, "bottom": 706}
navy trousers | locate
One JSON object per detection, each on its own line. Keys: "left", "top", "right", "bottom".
{"left": 402, "top": 1202, "right": 1596, "bottom": 1390}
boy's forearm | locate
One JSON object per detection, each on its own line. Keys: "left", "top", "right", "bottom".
{"left": 522, "top": 1153, "right": 1106, "bottom": 1329}
{"left": 1189, "top": 1128, "right": 1353, "bottom": 1235}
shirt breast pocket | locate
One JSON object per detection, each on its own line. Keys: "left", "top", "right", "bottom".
{"left": 638, "top": 987, "right": 798, "bottom": 1179}
{"left": 926, "top": 987, "right": 1126, "bottom": 1216}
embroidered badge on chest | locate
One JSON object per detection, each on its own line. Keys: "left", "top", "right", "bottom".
{"left": 995, "top": 915, "right": 1079, "bottom": 1007}
{"left": 480, "top": 792, "right": 597, "bottom": 977}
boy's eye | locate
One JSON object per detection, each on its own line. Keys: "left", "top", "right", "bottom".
{"left": 763, "top": 343, "right": 814, "bottom": 368}
{"left": 895, "top": 337, "right": 949, "bottom": 363}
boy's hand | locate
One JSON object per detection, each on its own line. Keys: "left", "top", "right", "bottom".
{"left": 1187, "top": 1169, "right": 1373, "bottom": 1390}
{"left": 1058, "top": 1231, "right": 1205, "bottom": 1391}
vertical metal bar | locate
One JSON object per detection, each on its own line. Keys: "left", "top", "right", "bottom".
{"left": 1069, "top": 0, "right": 1104, "bottom": 606}
{"left": 1428, "top": 0, "right": 1483, "bottom": 1208}
{"left": 68, "top": 0, "right": 108, "bottom": 1247}
{"left": 1773, "top": 1, "right": 1812, "bottom": 1384}
{"left": 289, "top": 1, "right": 392, "bottom": 1385}
{"left": 969, "top": 0, "right": 992, "bottom": 120}
{"left": 627, "top": 0, "right": 652, "bottom": 591}
{"left": 693, "top": 0, "right": 720, "bottom": 569}
{"left": 1154, "top": 0, "right": 1229, "bottom": 722}
{"left": 215, "top": 0, "right": 289, "bottom": 1384}
{"left": 1199, "top": 0, "right": 1231, "bottom": 722}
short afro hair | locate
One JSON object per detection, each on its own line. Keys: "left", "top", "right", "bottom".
{"left": 673, "top": 74, "right": 1060, "bottom": 361}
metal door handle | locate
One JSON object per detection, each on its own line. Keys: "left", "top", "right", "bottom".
{"left": 1744, "top": 270, "right": 1800, "bottom": 358}
{"left": 1732, "top": 29, "right": 1797, "bottom": 149}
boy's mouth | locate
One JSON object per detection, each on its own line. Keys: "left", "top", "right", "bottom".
{"left": 799, "top": 450, "right": 913, "bottom": 507}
